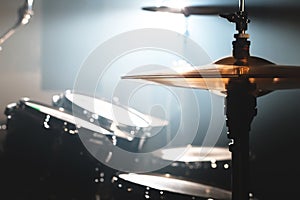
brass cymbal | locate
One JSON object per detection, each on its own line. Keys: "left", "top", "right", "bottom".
{"left": 122, "top": 56, "right": 300, "bottom": 96}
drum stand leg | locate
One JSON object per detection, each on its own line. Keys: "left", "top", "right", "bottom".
{"left": 225, "top": 79, "right": 257, "bottom": 200}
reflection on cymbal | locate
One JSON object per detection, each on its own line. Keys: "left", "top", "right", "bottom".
{"left": 122, "top": 56, "right": 300, "bottom": 95}
{"left": 153, "top": 146, "right": 231, "bottom": 162}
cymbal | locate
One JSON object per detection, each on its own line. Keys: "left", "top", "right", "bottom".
{"left": 142, "top": 5, "right": 235, "bottom": 16}
{"left": 117, "top": 173, "right": 232, "bottom": 199}
{"left": 142, "top": 5, "right": 300, "bottom": 18}
{"left": 122, "top": 56, "right": 300, "bottom": 95}
{"left": 152, "top": 146, "right": 231, "bottom": 162}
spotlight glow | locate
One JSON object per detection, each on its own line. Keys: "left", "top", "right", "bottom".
{"left": 159, "top": 0, "right": 190, "bottom": 9}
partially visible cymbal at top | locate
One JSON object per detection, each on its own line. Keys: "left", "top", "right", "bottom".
{"left": 122, "top": 56, "right": 300, "bottom": 96}
{"left": 142, "top": 5, "right": 236, "bottom": 16}
{"left": 142, "top": 5, "right": 300, "bottom": 18}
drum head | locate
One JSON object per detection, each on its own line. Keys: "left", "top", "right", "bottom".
{"left": 63, "top": 90, "right": 168, "bottom": 129}
{"left": 152, "top": 146, "right": 231, "bottom": 162}
{"left": 116, "top": 173, "right": 232, "bottom": 199}
{"left": 3, "top": 98, "right": 109, "bottom": 200}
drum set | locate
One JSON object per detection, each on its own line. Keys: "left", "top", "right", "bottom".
{"left": 1, "top": 0, "right": 300, "bottom": 200}
{"left": 1, "top": 91, "right": 233, "bottom": 200}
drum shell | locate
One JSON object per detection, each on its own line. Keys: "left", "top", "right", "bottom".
{"left": 4, "top": 103, "right": 60, "bottom": 169}
{"left": 2, "top": 100, "right": 114, "bottom": 199}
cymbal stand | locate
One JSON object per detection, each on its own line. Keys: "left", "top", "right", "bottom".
{"left": 221, "top": 1, "right": 256, "bottom": 199}
{"left": 0, "top": 0, "right": 34, "bottom": 49}
{"left": 225, "top": 79, "right": 256, "bottom": 200}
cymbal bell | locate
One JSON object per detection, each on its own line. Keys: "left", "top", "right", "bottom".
{"left": 122, "top": 56, "right": 300, "bottom": 96}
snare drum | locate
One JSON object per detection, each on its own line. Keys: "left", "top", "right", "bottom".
{"left": 52, "top": 90, "right": 169, "bottom": 153}
{"left": 2, "top": 98, "right": 118, "bottom": 199}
